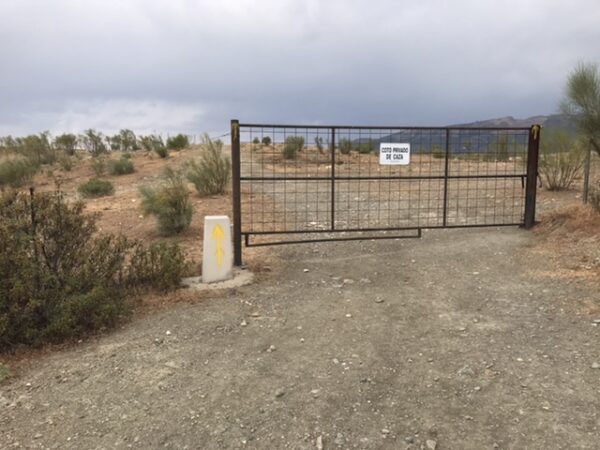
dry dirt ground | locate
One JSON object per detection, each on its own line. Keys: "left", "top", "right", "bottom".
{"left": 1, "top": 221, "right": 600, "bottom": 449}
{"left": 1, "top": 146, "right": 599, "bottom": 450}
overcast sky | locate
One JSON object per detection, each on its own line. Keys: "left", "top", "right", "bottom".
{"left": 1, "top": 0, "right": 599, "bottom": 136}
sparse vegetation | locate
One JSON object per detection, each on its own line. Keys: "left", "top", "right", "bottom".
{"left": 53, "top": 133, "right": 78, "bottom": 155}
{"left": 0, "top": 158, "right": 37, "bottom": 188}
{"left": 140, "top": 168, "right": 193, "bottom": 235}
{"left": 252, "top": 137, "right": 260, "bottom": 145}
{"left": 81, "top": 129, "right": 108, "bottom": 156}
{"left": 431, "top": 145, "right": 444, "bottom": 159}
{"left": 0, "top": 189, "right": 188, "bottom": 350}
{"left": 90, "top": 156, "right": 107, "bottom": 177}
{"left": 339, "top": 138, "right": 353, "bottom": 155}
{"left": 262, "top": 136, "right": 272, "bottom": 146}
{"left": 78, "top": 178, "right": 115, "bottom": 198}
{"left": 561, "top": 62, "right": 600, "bottom": 157}
{"left": 357, "top": 140, "right": 375, "bottom": 154}
{"left": 539, "top": 130, "right": 585, "bottom": 191}
{"left": 58, "top": 154, "right": 74, "bottom": 172}
{"left": 283, "top": 136, "right": 304, "bottom": 159}
{"left": 166, "top": 134, "right": 190, "bottom": 151}
{"left": 108, "top": 157, "right": 135, "bottom": 176}
{"left": 315, "top": 137, "right": 324, "bottom": 154}
{"left": 186, "top": 134, "right": 231, "bottom": 196}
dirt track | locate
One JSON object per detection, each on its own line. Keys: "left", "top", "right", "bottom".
{"left": 2, "top": 227, "right": 599, "bottom": 450}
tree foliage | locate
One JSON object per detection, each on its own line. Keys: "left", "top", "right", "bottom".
{"left": 561, "top": 62, "right": 600, "bottom": 156}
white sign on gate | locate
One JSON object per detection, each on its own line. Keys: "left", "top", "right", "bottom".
{"left": 379, "top": 143, "right": 410, "bottom": 165}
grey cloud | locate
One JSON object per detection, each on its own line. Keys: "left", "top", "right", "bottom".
{"left": 1, "top": 0, "right": 599, "bottom": 135}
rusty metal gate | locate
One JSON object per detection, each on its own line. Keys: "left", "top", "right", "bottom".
{"left": 231, "top": 120, "right": 541, "bottom": 265}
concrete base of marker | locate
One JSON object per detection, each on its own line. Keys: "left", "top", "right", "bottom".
{"left": 202, "top": 215, "right": 233, "bottom": 283}
{"left": 182, "top": 267, "right": 254, "bottom": 291}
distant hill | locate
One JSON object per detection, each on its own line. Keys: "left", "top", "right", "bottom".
{"left": 352, "top": 114, "right": 577, "bottom": 154}
{"left": 450, "top": 114, "right": 576, "bottom": 132}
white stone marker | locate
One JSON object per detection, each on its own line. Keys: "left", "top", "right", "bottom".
{"left": 202, "top": 216, "right": 233, "bottom": 283}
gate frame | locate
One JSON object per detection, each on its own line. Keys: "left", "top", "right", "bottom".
{"left": 231, "top": 119, "right": 541, "bottom": 266}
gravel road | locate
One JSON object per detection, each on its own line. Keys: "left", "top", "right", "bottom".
{"left": 2, "top": 227, "right": 599, "bottom": 449}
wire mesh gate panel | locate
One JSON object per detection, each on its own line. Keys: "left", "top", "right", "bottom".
{"left": 231, "top": 121, "right": 541, "bottom": 265}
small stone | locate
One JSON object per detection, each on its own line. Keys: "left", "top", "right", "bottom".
{"left": 310, "top": 389, "right": 320, "bottom": 398}
{"left": 303, "top": 269, "right": 310, "bottom": 273}
{"left": 374, "top": 297, "right": 384, "bottom": 303}
{"left": 316, "top": 435, "right": 323, "bottom": 450}
{"left": 426, "top": 439, "right": 437, "bottom": 450}
{"left": 334, "top": 433, "right": 344, "bottom": 445}
{"left": 404, "top": 436, "right": 414, "bottom": 443}
{"left": 343, "top": 278, "right": 355, "bottom": 284}
{"left": 165, "top": 330, "right": 172, "bottom": 336}
{"left": 591, "top": 362, "right": 600, "bottom": 369}
{"left": 267, "top": 345, "right": 276, "bottom": 353}
{"left": 332, "top": 358, "right": 340, "bottom": 364}
{"left": 275, "top": 389, "right": 285, "bottom": 398}
{"left": 474, "top": 386, "right": 481, "bottom": 391}
{"left": 241, "top": 320, "right": 247, "bottom": 327}
{"left": 300, "top": 338, "right": 305, "bottom": 343}
{"left": 381, "top": 428, "right": 390, "bottom": 434}
{"left": 458, "top": 327, "right": 467, "bottom": 332}
{"left": 34, "top": 433, "right": 42, "bottom": 439}
{"left": 359, "top": 278, "right": 371, "bottom": 284}
{"left": 345, "top": 313, "right": 352, "bottom": 318}
{"left": 593, "top": 319, "right": 600, "bottom": 324}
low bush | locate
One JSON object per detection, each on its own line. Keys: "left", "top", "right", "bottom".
{"left": 431, "top": 145, "right": 445, "bottom": 159}
{"left": 540, "top": 130, "right": 585, "bottom": 191}
{"left": 252, "top": 137, "right": 260, "bottom": 145}
{"left": 53, "top": 133, "right": 78, "bottom": 156}
{"left": 0, "top": 159, "right": 37, "bottom": 188}
{"left": 262, "top": 136, "right": 272, "bottom": 146}
{"left": 90, "top": 156, "right": 107, "bottom": 177}
{"left": 0, "top": 190, "right": 188, "bottom": 350}
{"left": 186, "top": 134, "right": 231, "bottom": 196}
{"left": 166, "top": 134, "right": 190, "bottom": 150}
{"left": 127, "top": 241, "right": 188, "bottom": 292}
{"left": 283, "top": 136, "right": 304, "bottom": 159}
{"left": 81, "top": 129, "right": 108, "bottom": 156}
{"left": 58, "top": 154, "right": 74, "bottom": 171}
{"left": 78, "top": 178, "right": 115, "bottom": 198}
{"left": 140, "top": 168, "right": 193, "bottom": 235}
{"left": 108, "top": 158, "right": 135, "bottom": 176}
{"left": 339, "top": 138, "right": 353, "bottom": 155}
{"left": 357, "top": 140, "right": 375, "bottom": 154}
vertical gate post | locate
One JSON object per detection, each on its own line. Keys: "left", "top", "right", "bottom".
{"left": 442, "top": 128, "right": 450, "bottom": 227}
{"left": 231, "top": 119, "right": 242, "bottom": 266}
{"left": 330, "top": 127, "right": 336, "bottom": 231}
{"left": 582, "top": 141, "right": 592, "bottom": 204}
{"left": 524, "top": 124, "right": 541, "bottom": 229}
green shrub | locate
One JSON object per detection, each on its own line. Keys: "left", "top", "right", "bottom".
{"left": 186, "top": 134, "right": 231, "bottom": 196}
{"left": 357, "top": 140, "right": 375, "bottom": 154}
{"left": 252, "top": 137, "right": 260, "bottom": 145}
{"left": 540, "top": 130, "right": 585, "bottom": 191}
{"left": 0, "top": 190, "right": 188, "bottom": 350}
{"left": 0, "top": 159, "right": 37, "bottom": 188}
{"left": 166, "top": 134, "right": 190, "bottom": 150}
{"left": 78, "top": 178, "right": 115, "bottom": 198}
{"left": 15, "top": 132, "right": 55, "bottom": 165}
{"left": 81, "top": 129, "right": 108, "bottom": 156}
{"left": 140, "top": 168, "right": 193, "bottom": 235}
{"left": 154, "top": 145, "right": 169, "bottom": 158}
{"left": 140, "top": 135, "right": 164, "bottom": 152}
{"left": 262, "top": 136, "right": 272, "bottom": 146}
{"left": 108, "top": 158, "right": 135, "bottom": 176}
{"left": 118, "top": 129, "right": 138, "bottom": 152}
{"left": 127, "top": 242, "right": 188, "bottom": 292}
{"left": 122, "top": 152, "right": 132, "bottom": 159}
{"left": 58, "top": 154, "right": 74, "bottom": 171}
{"left": 90, "top": 156, "right": 107, "bottom": 177}
{"left": 283, "top": 136, "right": 304, "bottom": 159}
{"left": 53, "top": 133, "right": 78, "bottom": 156}
{"left": 431, "top": 145, "right": 445, "bottom": 159}
{"left": 339, "top": 138, "right": 353, "bottom": 155}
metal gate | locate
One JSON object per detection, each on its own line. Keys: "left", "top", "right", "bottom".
{"left": 231, "top": 120, "right": 541, "bottom": 265}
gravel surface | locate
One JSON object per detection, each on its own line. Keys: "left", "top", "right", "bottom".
{"left": 2, "top": 227, "right": 599, "bottom": 449}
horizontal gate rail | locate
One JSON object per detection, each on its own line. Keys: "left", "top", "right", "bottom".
{"left": 231, "top": 119, "right": 541, "bottom": 265}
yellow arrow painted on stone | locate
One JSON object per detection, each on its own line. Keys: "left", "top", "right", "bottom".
{"left": 212, "top": 224, "right": 225, "bottom": 267}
